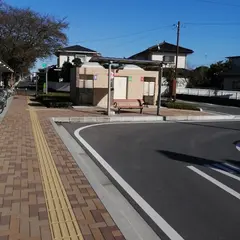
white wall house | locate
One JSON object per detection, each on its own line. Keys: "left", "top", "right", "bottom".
{"left": 223, "top": 56, "right": 240, "bottom": 90}
{"left": 129, "top": 41, "right": 194, "bottom": 87}
{"left": 55, "top": 45, "right": 100, "bottom": 68}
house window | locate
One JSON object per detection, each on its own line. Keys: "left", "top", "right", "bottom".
{"left": 143, "top": 77, "right": 155, "bottom": 96}
{"left": 163, "top": 55, "right": 175, "bottom": 63}
{"left": 75, "top": 54, "right": 87, "bottom": 62}
{"left": 79, "top": 74, "right": 94, "bottom": 89}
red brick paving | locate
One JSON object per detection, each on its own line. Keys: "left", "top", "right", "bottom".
{"left": 0, "top": 95, "right": 125, "bottom": 240}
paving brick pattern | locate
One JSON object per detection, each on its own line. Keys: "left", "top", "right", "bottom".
{"left": 0, "top": 96, "right": 51, "bottom": 240}
{"left": 0, "top": 95, "right": 125, "bottom": 240}
{"left": 37, "top": 111, "right": 125, "bottom": 240}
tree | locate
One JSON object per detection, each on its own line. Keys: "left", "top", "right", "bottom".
{"left": 72, "top": 58, "right": 83, "bottom": 67}
{"left": 0, "top": 1, "right": 68, "bottom": 74}
{"left": 187, "top": 66, "right": 210, "bottom": 88}
{"left": 207, "top": 60, "right": 231, "bottom": 89}
{"left": 61, "top": 61, "right": 73, "bottom": 82}
{"left": 187, "top": 60, "right": 231, "bottom": 89}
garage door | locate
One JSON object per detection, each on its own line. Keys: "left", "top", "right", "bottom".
{"left": 113, "top": 77, "right": 127, "bottom": 99}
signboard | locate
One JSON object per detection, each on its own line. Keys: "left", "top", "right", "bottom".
{"left": 42, "top": 63, "right": 47, "bottom": 68}
{"left": 128, "top": 76, "right": 132, "bottom": 82}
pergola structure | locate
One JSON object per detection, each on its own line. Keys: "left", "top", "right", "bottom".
{"left": 90, "top": 56, "right": 165, "bottom": 116}
{"left": 0, "top": 59, "right": 13, "bottom": 73}
{"left": 0, "top": 59, "right": 13, "bottom": 88}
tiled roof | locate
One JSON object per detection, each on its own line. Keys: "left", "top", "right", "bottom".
{"left": 58, "top": 45, "right": 97, "bottom": 53}
{"left": 129, "top": 41, "right": 194, "bottom": 59}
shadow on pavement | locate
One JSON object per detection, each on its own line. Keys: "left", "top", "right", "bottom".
{"left": 157, "top": 150, "right": 220, "bottom": 166}
{"left": 28, "top": 102, "right": 44, "bottom": 107}
{"left": 158, "top": 150, "right": 240, "bottom": 172}
{"left": 180, "top": 122, "right": 240, "bottom": 132}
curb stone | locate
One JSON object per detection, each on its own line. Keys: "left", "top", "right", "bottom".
{"left": 52, "top": 114, "right": 240, "bottom": 123}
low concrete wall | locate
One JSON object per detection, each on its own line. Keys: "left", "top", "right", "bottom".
{"left": 177, "top": 94, "right": 240, "bottom": 107}
{"left": 177, "top": 88, "right": 240, "bottom": 100}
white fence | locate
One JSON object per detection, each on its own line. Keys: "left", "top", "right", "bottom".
{"left": 176, "top": 88, "right": 240, "bottom": 100}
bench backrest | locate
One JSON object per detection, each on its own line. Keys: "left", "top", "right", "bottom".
{"left": 113, "top": 99, "right": 143, "bottom": 107}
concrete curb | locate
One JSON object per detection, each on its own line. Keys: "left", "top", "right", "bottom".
{"left": 163, "top": 115, "right": 238, "bottom": 121}
{"left": 53, "top": 115, "right": 164, "bottom": 123}
{"left": 52, "top": 114, "right": 240, "bottom": 123}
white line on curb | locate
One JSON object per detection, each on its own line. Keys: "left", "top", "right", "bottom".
{"left": 187, "top": 166, "right": 240, "bottom": 200}
{"left": 74, "top": 123, "right": 184, "bottom": 240}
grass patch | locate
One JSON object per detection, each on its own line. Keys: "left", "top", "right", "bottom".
{"left": 162, "top": 101, "right": 200, "bottom": 111}
{"left": 37, "top": 92, "right": 70, "bottom": 98}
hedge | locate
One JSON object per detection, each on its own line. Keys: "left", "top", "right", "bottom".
{"left": 162, "top": 101, "right": 200, "bottom": 111}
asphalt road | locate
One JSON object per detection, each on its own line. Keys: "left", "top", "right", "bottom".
{"left": 64, "top": 121, "right": 240, "bottom": 240}
{"left": 179, "top": 100, "right": 240, "bottom": 115}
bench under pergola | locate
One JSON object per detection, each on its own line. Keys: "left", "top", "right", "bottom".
{"left": 90, "top": 56, "right": 165, "bottom": 116}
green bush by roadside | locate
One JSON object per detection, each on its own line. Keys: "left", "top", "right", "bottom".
{"left": 161, "top": 101, "right": 200, "bottom": 111}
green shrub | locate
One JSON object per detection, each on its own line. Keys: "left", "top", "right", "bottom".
{"left": 162, "top": 101, "right": 200, "bottom": 111}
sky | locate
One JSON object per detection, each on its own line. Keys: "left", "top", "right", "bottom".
{"left": 5, "top": 0, "right": 240, "bottom": 71}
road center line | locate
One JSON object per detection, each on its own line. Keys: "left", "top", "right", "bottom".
{"left": 75, "top": 123, "right": 184, "bottom": 240}
{"left": 188, "top": 166, "right": 240, "bottom": 200}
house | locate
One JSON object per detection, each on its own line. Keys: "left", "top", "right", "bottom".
{"left": 69, "top": 42, "right": 194, "bottom": 107}
{"left": 55, "top": 45, "right": 100, "bottom": 68}
{"left": 129, "top": 41, "right": 193, "bottom": 103}
{"left": 223, "top": 56, "right": 240, "bottom": 90}
{"left": 129, "top": 41, "right": 193, "bottom": 69}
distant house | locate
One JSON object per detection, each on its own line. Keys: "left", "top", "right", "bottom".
{"left": 55, "top": 45, "right": 100, "bottom": 68}
{"left": 223, "top": 56, "right": 240, "bottom": 90}
{"left": 129, "top": 41, "right": 193, "bottom": 69}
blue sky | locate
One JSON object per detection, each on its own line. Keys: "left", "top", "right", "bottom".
{"left": 6, "top": 0, "right": 240, "bottom": 70}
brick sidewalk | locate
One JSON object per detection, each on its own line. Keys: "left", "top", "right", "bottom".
{"left": 0, "top": 96, "right": 125, "bottom": 240}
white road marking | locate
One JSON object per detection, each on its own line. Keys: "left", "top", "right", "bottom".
{"left": 75, "top": 123, "right": 184, "bottom": 240}
{"left": 223, "top": 162, "right": 240, "bottom": 172}
{"left": 188, "top": 166, "right": 240, "bottom": 200}
{"left": 212, "top": 163, "right": 235, "bottom": 173}
{"left": 210, "top": 167, "right": 240, "bottom": 182}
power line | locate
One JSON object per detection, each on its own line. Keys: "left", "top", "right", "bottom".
{"left": 192, "top": 0, "right": 240, "bottom": 7}
{"left": 75, "top": 25, "right": 173, "bottom": 44}
{"left": 184, "top": 22, "right": 240, "bottom": 26}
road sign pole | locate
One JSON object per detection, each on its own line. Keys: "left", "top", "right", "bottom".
{"left": 157, "top": 63, "right": 163, "bottom": 116}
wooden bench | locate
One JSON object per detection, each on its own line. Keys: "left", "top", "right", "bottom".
{"left": 113, "top": 99, "right": 144, "bottom": 114}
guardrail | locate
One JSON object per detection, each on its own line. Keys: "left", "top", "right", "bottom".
{"left": 176, "top": 88, "right": 240, "bottom": 100}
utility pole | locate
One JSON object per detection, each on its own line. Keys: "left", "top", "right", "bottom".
{"left": 107, "top": 61, "right": 113, "bottom": 116}
{"left": 157, "top": 63, "right": 163, "bottom": 116}
{"left": 172, "top": 21, "right": 180, "bottom": 101}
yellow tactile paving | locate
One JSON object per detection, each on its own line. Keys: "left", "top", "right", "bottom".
{"left": 30, "top": 108, "right": 84, "bottom": 240}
